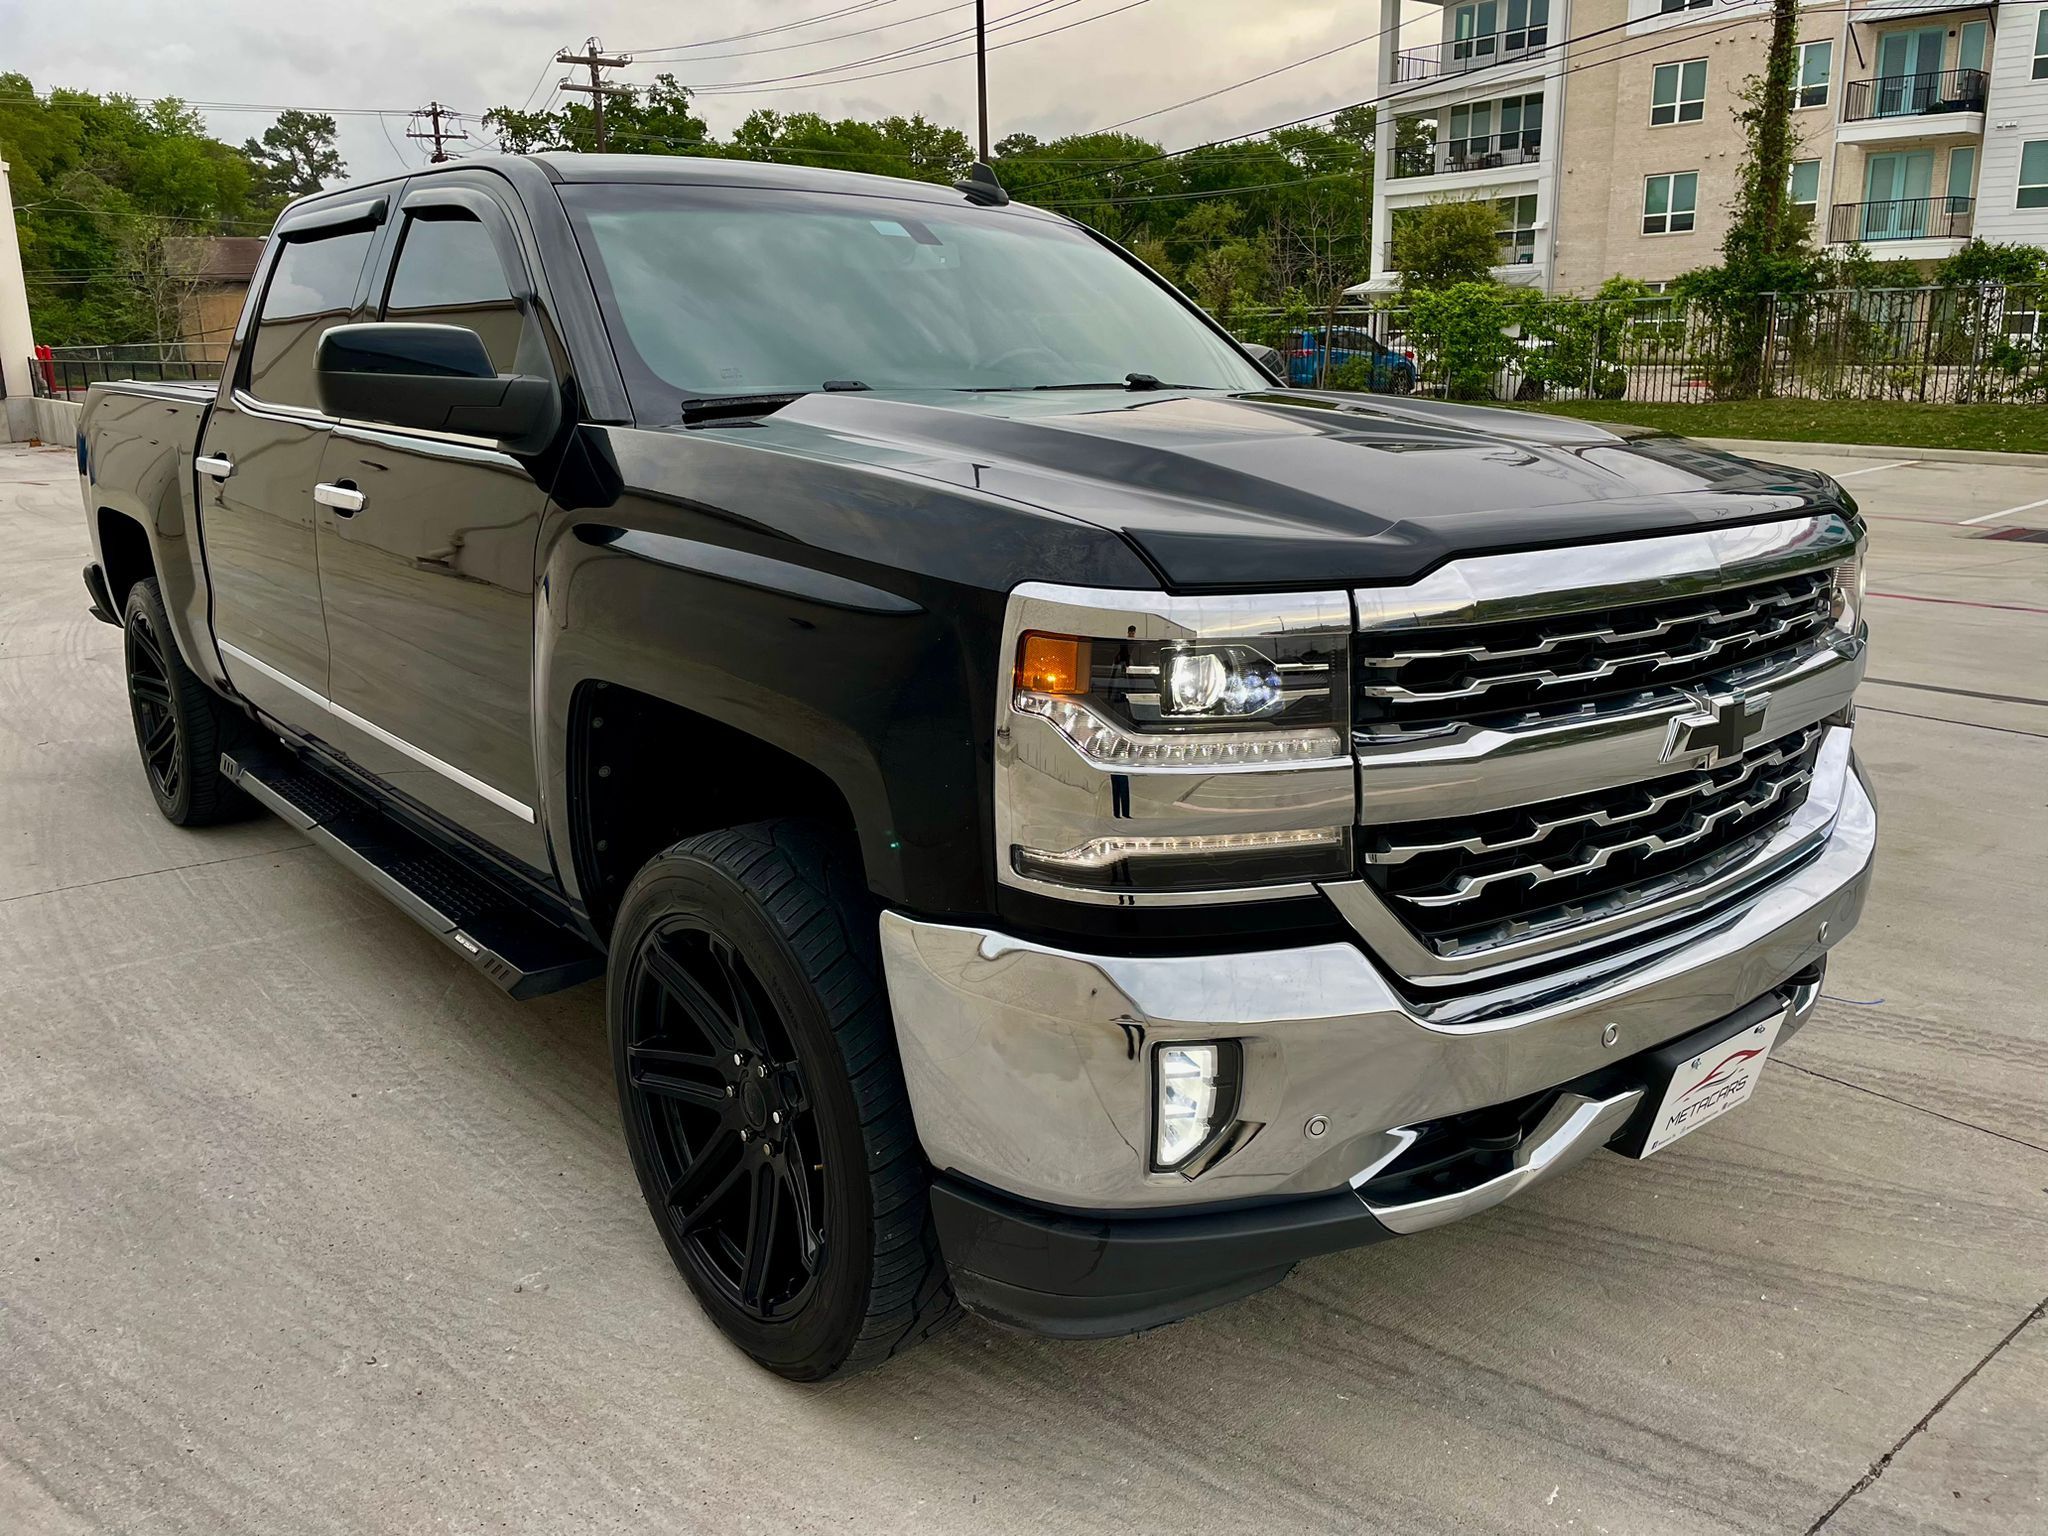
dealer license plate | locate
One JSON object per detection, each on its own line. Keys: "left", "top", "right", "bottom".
{"left": 1637, "top": 1009, "right": 1786, "bottom": 1158}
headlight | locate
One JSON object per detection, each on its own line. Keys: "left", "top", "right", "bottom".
{"left": 1830, "top": 548, "right": 1866, "bottom": 638}
{"left": 995, "top": 585, "right": 1356, "bottom": 903}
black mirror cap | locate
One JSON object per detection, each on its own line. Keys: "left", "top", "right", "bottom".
{"left": 315, "top": 323, "right": 560, "bottom": 454}
{"left": 319, "top": 322, "right": 496, "bottom": 380}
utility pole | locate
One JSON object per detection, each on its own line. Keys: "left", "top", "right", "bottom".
{"left": 557, "top": 39, "right": 634, "bottom": 154}
{"left": 974, "top": 0, "right": 990, "bottom": 161}
{"left": 406, "top": 102, "right": 469, "bottom": 164}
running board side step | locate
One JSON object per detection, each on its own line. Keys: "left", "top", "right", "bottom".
{"left": 222, "top": 744, "right": 604, "bottom": 1000}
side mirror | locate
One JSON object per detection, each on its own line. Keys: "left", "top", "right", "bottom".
{"left": 315, "top": 323, "right": 559, "bottom": 453}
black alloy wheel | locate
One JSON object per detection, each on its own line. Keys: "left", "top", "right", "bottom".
{"left": 622, "top": 919, "right": 825, "bottom": 1322}
{"left": 125, "top": 599, "right": 183, "bottom": 805}
{"left": 607, "top": 821, "right": 956, "bottom": 1379}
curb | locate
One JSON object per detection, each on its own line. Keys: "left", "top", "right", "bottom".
{"left": 1696, "top": 438, "right": 2048, "bottom": 469}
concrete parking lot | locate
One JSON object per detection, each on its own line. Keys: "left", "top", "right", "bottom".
{"left": 1, "top": 435, "right": 2042, "bottom": 1536}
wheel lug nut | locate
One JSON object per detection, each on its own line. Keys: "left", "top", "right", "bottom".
{"left": 724, "top": 1085, "right": 736, "bottom": 1098}
{"left": 770, "top": 1110, "right": 782, "bottom": 1125}
{"left": 732, "top": 1052, "right": 744, "bottom": 1067}
{"left": 755, "top": 1063, "right": 768, "bottom": 1079}
{"left": 739, "top": 1128, "right": 751, "bottom": 1142}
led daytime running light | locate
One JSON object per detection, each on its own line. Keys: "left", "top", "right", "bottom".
{"left": 1014, "top": 691, "right": 1344, "bottom": 768}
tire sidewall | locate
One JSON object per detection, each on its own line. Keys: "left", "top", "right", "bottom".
{"left": 607, "top": 849, "right": 877, "bottom": 1377}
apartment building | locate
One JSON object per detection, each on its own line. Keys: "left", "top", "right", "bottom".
{"left": 1362, "top": 0, "right": 2048, "bottom": 293}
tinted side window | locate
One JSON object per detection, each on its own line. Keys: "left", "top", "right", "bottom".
{"left": 245, "top": 229, "right": 375, "bottom": 410}
{"left": 383, "top": 213, "right": 525, "bottom": 372}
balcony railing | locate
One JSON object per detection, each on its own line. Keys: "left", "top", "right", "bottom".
{"left": 1842, "top": 68, "right": 1987, "bottom": 123}
{"left": 1394, "top": 29, "right": 1551, "bottom": 83}
{"left": 1392, "top": 132, "right": 1543, "bottom": 179}
{"left": 1383, "top": 234, "right": 1540, "bottom": 272}
{"left": 1827, "top": 195, "right": 1974, "bottom": 244}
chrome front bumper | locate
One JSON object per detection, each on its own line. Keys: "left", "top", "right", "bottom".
{"left": 880, "top": 747, "right": 1874, "bottom": 1214}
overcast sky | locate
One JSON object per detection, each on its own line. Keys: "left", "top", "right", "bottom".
{"left": 6, "top": 0, "right": 1429, "bottom": 183}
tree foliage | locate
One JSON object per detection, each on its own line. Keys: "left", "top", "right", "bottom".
{"left": 0, "top": 74, "right": 325, "bottom": 345}
{"left": 241, "top": 109, "right": 346, "bottom": 203}
{"left": 1390, "top": 198, "right": 1502, "bottom": 291}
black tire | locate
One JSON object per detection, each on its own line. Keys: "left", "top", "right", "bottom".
{"left": 608, "top": 820, "right": 957, "bottom": 1380}
{"left": 121, "top": 577, "right": 254, "bottom": 826}
{"left": 1389, "top": 368, "right": 1415, "bottom": 395}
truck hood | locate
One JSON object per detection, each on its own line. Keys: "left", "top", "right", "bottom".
{"left": 751, "top": 388, "right": 1846, "bottom": 589}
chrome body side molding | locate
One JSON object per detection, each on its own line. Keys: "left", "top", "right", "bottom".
{"left": 217, "top": 640, "right": 536, "bottom": 824}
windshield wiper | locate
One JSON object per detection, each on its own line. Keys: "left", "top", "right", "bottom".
{"left": 680, "top": 380, "right": 871, "bottom": 426}
{"left": 680, "top": 392, "right": 808, "bottom": 425}
{"left": 1026, "top": 373, "right": 1183, "bottom": 392}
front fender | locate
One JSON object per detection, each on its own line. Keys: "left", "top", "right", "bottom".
{"left": 534, "top": 517, "right": 1001, "bottom": 915}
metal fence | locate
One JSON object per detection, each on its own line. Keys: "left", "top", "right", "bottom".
{"left": 1233, "top": 284, "right": 2048, "bottom": 405}
{"left": 30, "top": 343, "right": 228, "bottom": 400}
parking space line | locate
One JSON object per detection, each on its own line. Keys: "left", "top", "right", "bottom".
{"left": 1959, "top": 495, "right": 2048, "bottom": 526}
{"left": 1833, "top": 460, "right": 1917, "bottom": 478}
{"left": 1872, "top": 590, "right": 2048, "bottom": 616}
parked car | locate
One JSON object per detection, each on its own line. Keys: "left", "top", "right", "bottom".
{"left": 1283, "top": 326, "right": 1418, "bottom": 392}
{"left": 78, "top": 154, "right": 1874, "bottom": 1381}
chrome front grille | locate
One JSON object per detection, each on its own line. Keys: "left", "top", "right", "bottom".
{"left": 1355, "top": 568, "right": 1837, "bottom": 734}
{"left": 1361, "top": 723, "right": 1827, "bottom": 956}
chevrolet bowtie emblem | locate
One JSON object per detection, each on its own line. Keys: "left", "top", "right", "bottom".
{"left": 1664, "top": 688, "right": 1770, "bottom": 766}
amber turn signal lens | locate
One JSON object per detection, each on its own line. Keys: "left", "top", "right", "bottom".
{"left": 1017, "top": 632, "right": 1090, "bottom": 696}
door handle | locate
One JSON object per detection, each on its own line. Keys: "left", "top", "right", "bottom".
{"left": 195, "top": 455, "right": 234, "bottom": 479}
{"left": 314, "top": 482, "right": 367, "bottom": 516}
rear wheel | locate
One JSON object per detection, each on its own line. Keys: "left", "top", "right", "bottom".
{"left": 121, "top": 577, "right": 253, "bottom": 826}
{"left": 1389, "top": 368, "right": 1414, "bottom": 395}
{"left": 609, "top": 820, "right": 956, "bottom": 1380}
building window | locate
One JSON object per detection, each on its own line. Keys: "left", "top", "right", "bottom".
{"left": 1797, "top": 41, "right": 1832, "bottom": 108}
{"left": 1495, "top": 194, "right": 1539, "bottom": 264}
{"left": 1503, "top": 0, "right": 1549, "bottom": 51}
{"left": 2035, "top": 11, "right": 2048, "bottom": 80}
{"left": 1643, "top": 171, "right": 1699, "bottom": 234}
{"left": 1789, "top": 159, "right": 1820, "bottom": 222}
{"left": 1651, "top": 60, "right": 1708, "bottom": 125}
{"left": 1959, "top": 20, "right": 1987, "bottom": 74}
{"left": 1947, "top": 147, "right": 1976, "bottom": 205}
{"left": 2020, "top": 141, "right": 2048, "bottom": 210}
{"left": 1659, "top": 0, "right": 1711, "bottom": 11}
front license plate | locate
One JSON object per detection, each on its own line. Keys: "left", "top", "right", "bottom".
{"left": 1636, "top": 1009, "right": 1786, "bottom": 1158}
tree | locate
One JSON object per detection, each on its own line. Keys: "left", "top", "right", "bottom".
{"left": 1405, "top": 281, "right": 1532, "bottom": 399}
{"left": 0, "top": 75, "right": 263, "bottom": 346}
{"left": 1724, "top": 0, "right": 1802, "bottom": 273}
{"left": 1392, "top": 198, "right": 1501, "bottom": 290}
{"left": 1936, "top": 239, "right": 2048, "bottom": 287}
{"left": 488, "top": 74, "right": 708, "bottom": 155}
{"left": 241, "top": 110, "right": 343, "bottom": 205}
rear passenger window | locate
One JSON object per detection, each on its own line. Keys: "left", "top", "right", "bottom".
{"left": 383, "top": 212, "right": 528, "bottom": 374}
{"left": 245, "top": 228, "right": 374, "bottom": 411}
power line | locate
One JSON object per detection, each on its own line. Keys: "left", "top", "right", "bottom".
{"left": 630, "top": 0, "right": 978, "bottom": 64}
{"left": 675, "top": 0, "right": 1072, "bottom": 93}
{"left": 1031, "top": 2, "right": 1809, "bottom": 202}
{"left": 620, "top": 0, "right": 920, "bottom": 54}
{"left": 685, "top": 0, "right": 1154, "bottom": 97}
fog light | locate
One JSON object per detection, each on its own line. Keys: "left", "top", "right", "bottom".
{"left": 1155, "top": 1042, "right": 1239, "bottom": 1172}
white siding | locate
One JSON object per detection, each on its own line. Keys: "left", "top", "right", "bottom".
{"left": 1974, "top": 5, "right": 2048, "bottom": 245}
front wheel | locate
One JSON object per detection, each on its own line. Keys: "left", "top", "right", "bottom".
{"left": 608, "top": 820, "right": 956, "bottom": 1380}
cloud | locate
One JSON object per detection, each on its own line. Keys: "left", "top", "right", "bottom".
{"left": 10, "top": 0, "right": 1402, "bottom": 183}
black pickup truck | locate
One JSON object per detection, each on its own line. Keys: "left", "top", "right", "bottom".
{"left": 78, "top": 153, "right": 1875, "bottom": 1380}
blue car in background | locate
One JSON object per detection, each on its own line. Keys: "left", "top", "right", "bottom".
{"left": 1283, "top": 327, "right": 1418, "bottom": 393}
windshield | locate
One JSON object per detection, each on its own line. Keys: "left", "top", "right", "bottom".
{"left": 559, "top": 182, "right": 1268, "bottom": 414}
